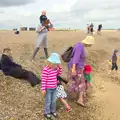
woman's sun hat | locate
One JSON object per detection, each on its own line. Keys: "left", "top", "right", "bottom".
{"left": 82, "top": 36, "right": 95, "bottom": 45}
{"left": 47, "top": 53, "right": 61, "bottom": 64}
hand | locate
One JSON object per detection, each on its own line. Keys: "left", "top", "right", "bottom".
{"left": 42, "top": 90, "right": 46, "bottom": 96}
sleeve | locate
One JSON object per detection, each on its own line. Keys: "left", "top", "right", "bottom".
{"left": 41, "top": 68, "right": 48, "bottom": 90}
{"left": 72, "top": 45, "right": 82, "bottom": 64}
{"left": 3, "top": 55, "right": 21, "bottom": 67}
{"left": 57, "top": 76, "right": 68, "bottom": 84}
{"left": 57, "top": 65, "right": 62, "bottom": 76}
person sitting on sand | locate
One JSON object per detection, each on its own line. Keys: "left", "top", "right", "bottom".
{"left": 68, "top": 36, "right": 95, "bottom": 107}
{"left": 109, "top": 50, "right": 119, "bottom": 74}
{"left": 31, "top": 19, "right": 53, "bottom": 61}
{"left": 0, "top": 48, "right": 40, "bottom": 87}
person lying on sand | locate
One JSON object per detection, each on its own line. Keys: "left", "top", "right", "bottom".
{"left": 31, "top": 19, "right": 53, "bottom": 61}
{"left": 0, "top": 48, "right": 40, "bottom": 87}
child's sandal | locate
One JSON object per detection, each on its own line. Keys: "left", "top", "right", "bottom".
{"left": 65, "top": 107, "right": 72, "bottom": 112}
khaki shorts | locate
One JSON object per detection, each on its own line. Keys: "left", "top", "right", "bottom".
{"left": 36, "top": 34, "right": 48, "bottom": 48}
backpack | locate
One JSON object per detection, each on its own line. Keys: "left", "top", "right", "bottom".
{"left": 61, "top": 46, "right": 73, "bottom": 62}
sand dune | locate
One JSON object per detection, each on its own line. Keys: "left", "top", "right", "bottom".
{"left": 0, "top": 30, "right": 120, "bottom": 120}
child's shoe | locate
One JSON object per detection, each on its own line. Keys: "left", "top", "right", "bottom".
{"left": 44, "top": 114, "right": 53, "bottom": 120}
{"left": 51, "top": 112, "right": 58, "bottom": 118}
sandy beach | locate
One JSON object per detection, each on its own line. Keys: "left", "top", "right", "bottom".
{"left": 0, "top": 30, "right": 120, "bottom": 120}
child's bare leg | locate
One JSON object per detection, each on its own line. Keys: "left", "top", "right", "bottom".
{"left": 59, "top": 98, "right": 71, "bottom": 109}
{"left": 116, "top": 65, "right": 118, "bottom": 74}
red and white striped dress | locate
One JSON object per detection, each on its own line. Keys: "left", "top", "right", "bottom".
{"left": 41, "top": 65, "right": 62, "bottom": 90}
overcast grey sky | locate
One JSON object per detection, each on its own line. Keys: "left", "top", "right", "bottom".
{"left": 0, "top": 0, "right": 120, "bottom": 29}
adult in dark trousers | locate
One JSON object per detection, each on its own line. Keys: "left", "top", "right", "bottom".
{"left": 0, "top": 48, "right": 40, "bottom": 87}
{"left": 31, "top": 19, "right": 53, "bottom": 61}
{"left": 90, "top": 23, "right": 94, "bottom": 35}
{"left": 97, "top": 24, "right": 102, "bottom": 35}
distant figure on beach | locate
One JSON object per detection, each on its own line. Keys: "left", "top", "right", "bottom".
{"left": 97, "top": 24, "right": 102, "bottom": 35}
{"left": 0, "top": 48, "right": 40, "bottom": 87}
{"left": 86, "top": 24, "right": 90, "bottom": 34}
{"left": 39, "top": 10, "right": 48, "bottom": 26}
{"left": 90, "top": 23, "right": 94, "bottom": 35}
{"left": 108, "top": 50, "right": 119, "bottom": 74}
{"left": 15, "top": 30, "right": 19, "bottom": 35}
{"left": 31, "top": 19, "right": 53, "bottom": 61}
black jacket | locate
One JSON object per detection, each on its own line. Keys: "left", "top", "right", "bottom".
{"left": 0, "top": 54, "right": 21, "bottom": 75}
{"left": 0, "top": 54, "right": 40, "bottom": 86}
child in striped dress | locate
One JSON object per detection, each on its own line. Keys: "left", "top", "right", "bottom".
{"left": 41, "top": 53, "right": 62, "bottom": 120}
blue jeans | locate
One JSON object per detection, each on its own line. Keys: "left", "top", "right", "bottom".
{"left": 45, "top": 88, "right": 57, "bottom": 115}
